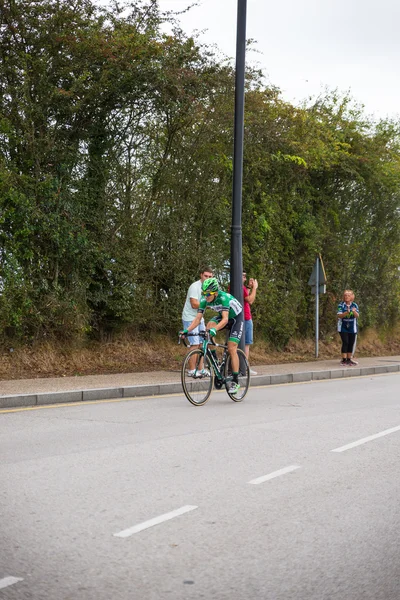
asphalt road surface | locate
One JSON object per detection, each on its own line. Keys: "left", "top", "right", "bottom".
{"left": 1, "top": 373, "right": 400, "bottom": 600}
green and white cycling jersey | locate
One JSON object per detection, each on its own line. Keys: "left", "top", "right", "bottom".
{"left": 198, "top": 290, "right": 242, "bottom": 319}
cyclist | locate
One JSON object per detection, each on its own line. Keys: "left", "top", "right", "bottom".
{"left": 179, "top": 277, "right": 244, "bottom": 394}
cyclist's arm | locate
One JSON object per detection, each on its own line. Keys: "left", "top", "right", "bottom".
{"left": 187, "top": 312, "right": 202, "bottom": 332}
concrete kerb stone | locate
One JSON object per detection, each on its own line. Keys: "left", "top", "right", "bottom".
{"left": 251, "top": 374, "right": 271, "bottom": 386}
{"left": 312, "top": 370, "right": 331, "bottom": 381}
{"left": 359, "top": 367, "right": 375, "bottom": 376}
{"left": 168, "top": 382, "right": 186, "bottom": 395}
{"left": 160, "top": 382, "right": 185, "bottom": 395}
{"left": 0, "top": 394, "right": 38, "bottom": 409}
{"left": 123, "top": 384, "right": 162, "bottom": 398}
{"left": 330, "top": 369, "right": 346, "bottom": 379}
{"left": 374, "top": 365, "right": 391, "bottom": 374}
{"left": 270, "top": 373, "right": 293, "bottom": 385}
{"left": 36, "top": 391, "right": 83, "bottom": 405}
{"left": 292, "top": 372, "right": 312, "bottom": 383}
{"left": 346, "top": 368, "right": 361, "bottom": 377}
{"left": 82, "top": 388, "right": 123, "bottom": 402}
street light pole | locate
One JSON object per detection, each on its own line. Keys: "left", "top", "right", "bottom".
{"left": 230, "top": 0, "right": 247, "bottom": 352}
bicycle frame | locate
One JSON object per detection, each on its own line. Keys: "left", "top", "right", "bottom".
{"left": 200, "top": 334, "right": 229, "bottom": 384}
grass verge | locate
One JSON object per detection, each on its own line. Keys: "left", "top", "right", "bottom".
{"left": 1, "top": 328, "right": 399, "bottom": 381}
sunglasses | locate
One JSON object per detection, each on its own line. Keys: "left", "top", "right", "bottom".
{"left": 203, "top": 292, "right": 216, "bottom": 298}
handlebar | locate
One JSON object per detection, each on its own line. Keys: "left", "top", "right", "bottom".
{"left": 178, "top": 330, "right": 226, "bottom": 348}
{"left": 178, "top": 330, "right": 211, "bottom": 347}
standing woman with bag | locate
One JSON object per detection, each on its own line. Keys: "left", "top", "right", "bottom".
{"left": 337, "top": 290, "right": 359, "bottom": 366}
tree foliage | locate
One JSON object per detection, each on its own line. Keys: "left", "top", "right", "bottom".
{"left": 1, "top": 0, "right": 399, "bottom": 346}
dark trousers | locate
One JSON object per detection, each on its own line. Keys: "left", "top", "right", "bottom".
{"left": 339, "top": 331, "right": 357, "bottom": 354}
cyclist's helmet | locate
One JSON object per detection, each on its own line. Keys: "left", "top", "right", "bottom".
{"left": 202, "top": 277, "right": 219, "bottom": 294}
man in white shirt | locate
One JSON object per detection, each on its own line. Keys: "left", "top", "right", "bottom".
{"left": 182, "top": 267, "right": 213, "bottom": 375}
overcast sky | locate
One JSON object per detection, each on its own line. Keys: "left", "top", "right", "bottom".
{"left": 157, "top": 0, "right": 400, "bottom": 120}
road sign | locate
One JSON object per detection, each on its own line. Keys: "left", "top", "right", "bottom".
{"left": 310, "top": 284, "right": 326, "bottom": 295}
{"left": 308, "top": 254, "right": 327, "bottom": 294}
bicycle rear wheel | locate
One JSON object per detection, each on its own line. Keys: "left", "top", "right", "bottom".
{"left": 225, "top": 349, "right": 250, "bottom": 402}
{"left": 181, "top": 350, "right": 214, "bottom": 406}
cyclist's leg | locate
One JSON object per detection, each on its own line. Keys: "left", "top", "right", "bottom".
{"left": 207, "top": 315, "right": 222, "bottom": 332}
{"left": 227, "top": 340, "right": 239, "bottom": 372}
{"left": 227, "top": 313, "right": 244, "bottom": 390}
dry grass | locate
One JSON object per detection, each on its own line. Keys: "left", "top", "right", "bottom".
{"left": 1, "top": 328, "right": 400, "bottom": 381}
{"left": 0, "top": 336, "right": 184, "bottom": 380}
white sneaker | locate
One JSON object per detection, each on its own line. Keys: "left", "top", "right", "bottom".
{"left": 249, "top": 369, "right": 257, "bottom": 375}
{"left": 188, "top": 368, "right": 210, "bottom": 378}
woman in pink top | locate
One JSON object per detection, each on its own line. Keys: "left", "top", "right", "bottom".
{"left": 242, "top": 272, "right": 258, "bottom": 375}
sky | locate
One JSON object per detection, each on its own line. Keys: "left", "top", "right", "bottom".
{"left": 157, "top": 0, "right": 400, "bottom": 120}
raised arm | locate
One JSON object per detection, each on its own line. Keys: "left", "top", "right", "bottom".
{"left": 245, "top": 279, "right": 258, "bottom": 305}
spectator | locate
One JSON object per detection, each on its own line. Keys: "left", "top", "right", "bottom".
{"left": 182, "top": 267, "right": 213, "bottom": 375}
{"left": 242, "top": 272, "right": 258, "bottom": 375}
{"left": 337, "top": 289, "right": 359, "bottom": 366}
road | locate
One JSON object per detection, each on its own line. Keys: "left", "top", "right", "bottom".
{"left": 1, "top": 373, "right": 400, "bottom": 600}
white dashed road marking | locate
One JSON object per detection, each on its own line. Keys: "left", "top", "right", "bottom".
{"left": 248, "top": 465, "right": 301, "bottom": 485}
{"left": 332, "top": 425, "right": 400, "bottom": 453}
{"left": 114, "top": 505, "right": 198, "bottom": 538}
{"left": 0, "top": 577, "right": 24, "bottom": 590}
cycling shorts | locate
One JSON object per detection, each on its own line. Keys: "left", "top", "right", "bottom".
{"left": 209, "top": 312, "right": 244, "bottom": 344}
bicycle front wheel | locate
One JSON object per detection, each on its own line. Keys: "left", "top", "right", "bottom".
{"left": 225, "top": 349, "right": 250, "bottom": 402}
{"left": 181, "top": 350, "right": 214, "bottom": 406}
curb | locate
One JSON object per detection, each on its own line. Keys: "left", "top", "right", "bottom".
{"left": 1, "top": 364, "right": 399, "bottom": 410}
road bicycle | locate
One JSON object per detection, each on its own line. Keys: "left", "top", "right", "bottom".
{"left": 179, "top": 331, "right": 250, "bottom": 406}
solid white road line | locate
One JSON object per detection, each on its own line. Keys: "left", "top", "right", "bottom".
{"left": 248, "top": 465, "right": 301, "bottom": 485}
{"left": 0, "top": 577, "right": 24, "bottom": 590}
{"left": 332, "top": 424, "right": 400, "bottom": 453}
{"left": 114, "top": 505, "right": 198, "bottom": 538}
